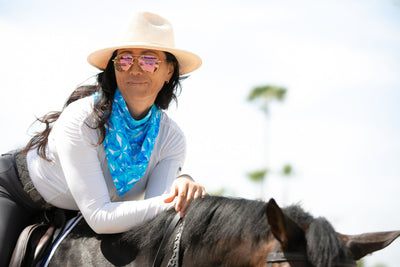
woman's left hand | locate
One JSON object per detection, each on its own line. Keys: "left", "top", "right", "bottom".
{"left": 163, "top": 174, "right": 206, "bottom": 217}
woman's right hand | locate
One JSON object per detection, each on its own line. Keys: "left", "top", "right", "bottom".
{"left": 163, "top": 174, "right": 206, "bottom": 217}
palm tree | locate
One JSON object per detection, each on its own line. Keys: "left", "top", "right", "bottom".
{"left": 246, "top": 85, "right": 288, "bottom": 199}
{"left": 247, "top": 85, "right": 287, "bottom": 115}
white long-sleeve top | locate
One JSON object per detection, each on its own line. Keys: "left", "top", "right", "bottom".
{"left": 27, "top": 95, "right": 185, "bottom": 233}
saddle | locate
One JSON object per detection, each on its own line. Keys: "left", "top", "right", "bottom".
{"left": 8, "top": 208, "right": 70, "bottom": 267}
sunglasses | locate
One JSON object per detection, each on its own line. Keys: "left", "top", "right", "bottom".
{"left": 112, "top": 54, "right": 164, "bottom": 73}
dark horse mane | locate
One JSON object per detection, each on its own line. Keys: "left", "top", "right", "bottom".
{"left": 120, "top": 195, "right": 345, "bottom": 267}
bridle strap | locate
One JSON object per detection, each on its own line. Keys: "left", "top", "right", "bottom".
{"left": 266, "top": 252, "right": 358, "bottom": 267}
{"left": 332, "top": 260, "right": 359, "bottom": 267}
{"left": 266, "top": 252, "right": 308, "bottom": 267}
{"left": 267, "top": 252, "right": 308, "bottom": 262}
{"left": 152, "top": 213, "right": 182, "bottom": 267}
{"left": 166, "top": 218, "right": 185, "bottom": 267}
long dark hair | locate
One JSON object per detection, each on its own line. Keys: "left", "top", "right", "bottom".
{"left": 23, "top": 51, "right": 183, "bottom": 160}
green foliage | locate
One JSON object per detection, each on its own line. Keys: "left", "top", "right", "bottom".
{"left": 247, "top": 85, "right": 287, "bottom": 114}
{"left": 247, "top": 85, "right": 287, "bottom": 101}
{"left": 209, "top": 188, "right": 227, "bottom": 196}
{"left": 356, "top": 252, "right": 388, "bottom": 267}
{"left": 247, "top": 169, "right": 268, "bottom": 182}
{"left": 282, "top": 164, "right": 293, "bottom": 176}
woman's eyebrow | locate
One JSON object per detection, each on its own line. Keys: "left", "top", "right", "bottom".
{"left": 117, "top": 50, "right": 133, "bottom": 55}
{"left": 141, "top": 50, "right": 158, "bottom": 55}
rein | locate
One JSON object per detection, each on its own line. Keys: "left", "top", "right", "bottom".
{"left": 152, "top": 212, "right": 182, "bottom": 267}
{"left": 266, "top": 252, "right": 358, "bottom": 267}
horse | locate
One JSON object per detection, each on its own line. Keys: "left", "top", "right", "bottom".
{"left": 44, "top": 195, "right": 399, "bottom": 267}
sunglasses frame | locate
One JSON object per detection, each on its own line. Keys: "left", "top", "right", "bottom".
{"left": 112, "top": 54, "right": 164, "bottom": 73}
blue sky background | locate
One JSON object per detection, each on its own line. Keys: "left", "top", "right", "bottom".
{"left": 1, "top": 0, "right": 399, "bottom": 266}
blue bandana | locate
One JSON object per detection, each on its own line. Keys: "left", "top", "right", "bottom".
{"left": 103, "top": 89, "right": 161, "bottom": 196}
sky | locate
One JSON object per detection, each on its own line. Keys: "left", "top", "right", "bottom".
{"left": 1, "top": 0, "right": 399, "bottom": 266}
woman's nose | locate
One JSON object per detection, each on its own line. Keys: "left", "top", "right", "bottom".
{"left": 129, "top": 58, "right": 143, "bottom": 74}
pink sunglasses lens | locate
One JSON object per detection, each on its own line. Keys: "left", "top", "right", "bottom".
{"left": 116, "top": 56, "right": 133, "bottom": 71}
{"left": 139, "top": 56, "right": 160, "bottom": 72}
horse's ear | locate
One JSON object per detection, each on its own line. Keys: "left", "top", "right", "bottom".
{"left": 266, "top": 198, "right": 305, "bottom": 250}
{"left": 338, "top": 231, "right": 400, "bottom": 260}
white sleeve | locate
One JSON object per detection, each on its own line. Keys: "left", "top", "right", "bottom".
{"left": 53, "top": 100, "right": 173, "bottom": 234}
{"left": 145, "top": 125, "right": 186, "bottom": 198}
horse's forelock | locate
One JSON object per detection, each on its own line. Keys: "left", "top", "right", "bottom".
{"left": 305, "top": 217, "right": 345, "bottom": 267}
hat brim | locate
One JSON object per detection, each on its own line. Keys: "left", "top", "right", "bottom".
{"left": 87, "top": 43, "right": 202, "bottom": 75}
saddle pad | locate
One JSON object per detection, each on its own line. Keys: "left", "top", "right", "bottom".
{"left": 40, "top": 213, "right": 83, "bottom": 267}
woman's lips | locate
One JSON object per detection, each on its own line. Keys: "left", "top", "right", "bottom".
{"left": 127, "top": 80, "right": 147, "bottom": 85}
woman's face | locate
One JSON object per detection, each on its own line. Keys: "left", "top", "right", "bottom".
{"left": 114, "top": 48, "right": 174, "bottom": 109}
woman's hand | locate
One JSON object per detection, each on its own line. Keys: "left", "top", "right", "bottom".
{"left": 163, "top": 174, "right": 206, "bottom": 217}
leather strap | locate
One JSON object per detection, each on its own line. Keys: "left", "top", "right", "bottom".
{"left": 267, "top": 252, "right": 308, "bottom": 262}
{"left": 266, "top": 251, "right": 358, "bottom": 267}
{"left": 9, "top": 223, "right": 48, "bottom": 267}
{"left": 8, "top": 209, "right": 67, "bottom": 267}
{"left": 152, "top": 213, "right": 182, "bottom": 267}
{"left": 34, "top": 224, "right": 55, "bottom": 260}
{"left": 166, "top": 219, "right": 185, "bottom": 267}
{"left": 266, "top": 252, "right": 308, "bottom": 267}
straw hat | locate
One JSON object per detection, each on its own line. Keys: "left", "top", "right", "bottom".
{"left": 87, "top": 12, "right": 202, "bottom": 75}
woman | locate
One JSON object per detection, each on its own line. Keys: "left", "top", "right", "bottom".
{"left": 0, "top": 11, "right": 206, "bottom": 265}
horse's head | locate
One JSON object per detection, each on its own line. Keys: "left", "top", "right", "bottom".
{"left": 265, "top": 198, "right": 400, "bottom": 267}
{"left": 49, "top": 196, "right": 399, "bottom": 267}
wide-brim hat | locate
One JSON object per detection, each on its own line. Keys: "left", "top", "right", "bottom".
{"left": 87, "top": 12, "right": 202, "bottom": 75}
